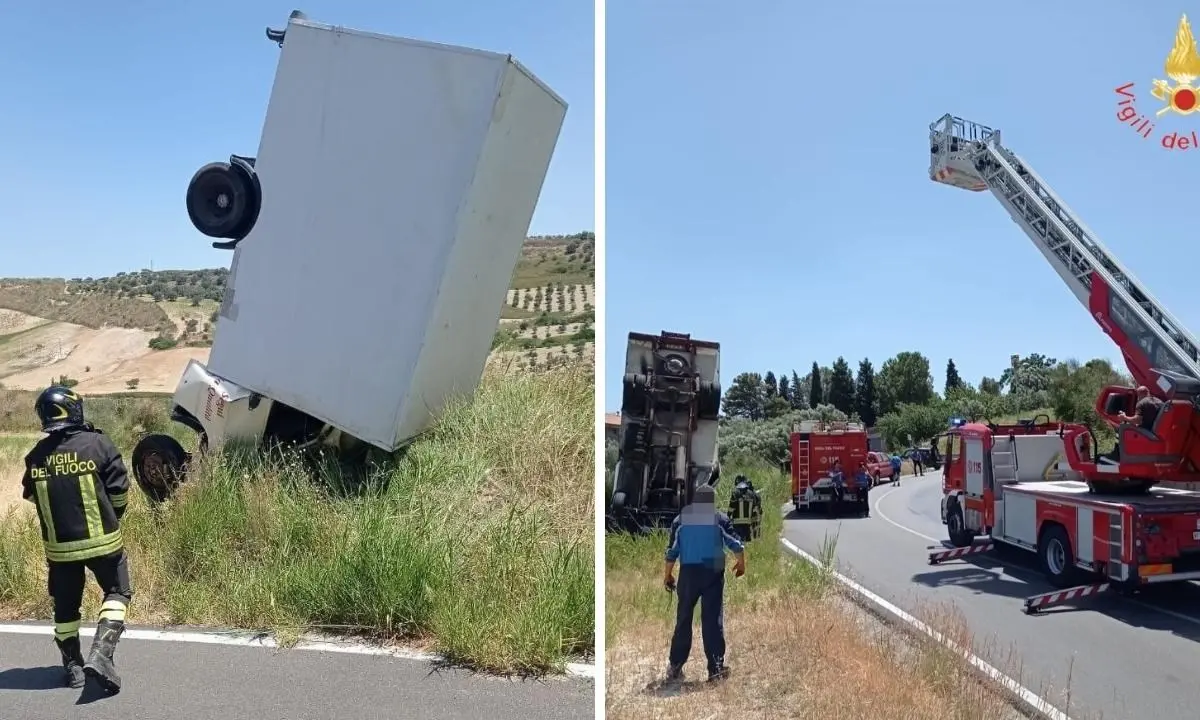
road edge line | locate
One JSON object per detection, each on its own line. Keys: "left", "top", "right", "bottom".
{"left": 779, "top": 538, "right": 1073, "bottom": 720}
{"left": 0, "top": 623, "right": 595, "bottom": 680}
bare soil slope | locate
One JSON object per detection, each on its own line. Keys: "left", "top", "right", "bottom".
{"left": 0, "top": 311, "right": 197, "bottom": 393}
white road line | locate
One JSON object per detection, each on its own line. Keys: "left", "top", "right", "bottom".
{"left": 868, "top": 481, "right": 1200, "bottom": 628}
{"left": 872, "top": 479, "right": 942, "bottom": 543}
{"left": 780, "top": 538, "right": 1074, "bottom": 720}
{"left": 0, "top": 623, "right": 596, "bottom": 679}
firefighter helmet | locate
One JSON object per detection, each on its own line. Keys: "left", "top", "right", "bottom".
{"left": 35, "top": 385, "right": 86, "bottom": 433}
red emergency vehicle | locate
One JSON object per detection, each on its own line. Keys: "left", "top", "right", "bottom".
{"left": 790, "top": 420, "right": 870, "bottom": 513}
{"left": 928, "top": 114, "right": 1200, "bottom": 614}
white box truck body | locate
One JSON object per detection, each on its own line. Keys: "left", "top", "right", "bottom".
{"left": 131, "top": 12, "right": 567, "bottom": 501}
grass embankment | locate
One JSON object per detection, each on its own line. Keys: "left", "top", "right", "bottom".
{"left": 604, "top": 463, "right": 1022, "bottom": 719}
{"left": 0, "top": 367, "right": 594, "bottom": 674}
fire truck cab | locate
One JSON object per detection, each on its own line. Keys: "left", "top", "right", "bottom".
{"left": 938, "top": 417, "right": 1200, "bottom": 605}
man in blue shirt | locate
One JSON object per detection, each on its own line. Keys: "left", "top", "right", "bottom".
{"left": 663, "top": 484, "right": 746, "bottom": 682}
{"left": 890, "top": 454, "right": 902, "bottom": 486}
{"left": 827, "top": 460, "right": 846, "bottom": 518}
{"left": 853, "top": 462, "right": 872, "bottom": 518}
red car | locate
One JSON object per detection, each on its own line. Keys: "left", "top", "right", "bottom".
{"left": 865, "top": 451, "right": 896, "bottom": 485}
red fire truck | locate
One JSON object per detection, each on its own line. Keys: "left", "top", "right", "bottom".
{"left": 791, "top": 420, "right": 870, "bottom": 514}
{"left": 927, "top": 114, "right": 1200, "bottom": 614}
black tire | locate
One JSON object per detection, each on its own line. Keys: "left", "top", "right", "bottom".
{"left": 621, "top": 373, "right": 649, "bottom": 414}
{"left": 697, "top": 381, "right": 721, "bottom": 420}
{"left": 945, "top": 497, "right": 975, "bottom": 547}
{"left": 621, "top": 421, "right": 646, "bottom": 455}
{"left": 1038, "top": 524, "right": 1079, "bottom": 588}
{"left": 131, "top": 434, "right": 190, "bottom": 504}
{"left": 186, "top": 161, "right": 260, "bottom": 240}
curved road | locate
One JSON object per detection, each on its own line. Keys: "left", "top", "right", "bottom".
{"left": 0, "top": 624, "right": 592, "bottom": 720}
{"left": 783, "top": 473, "right": 1200, "bottom": 720}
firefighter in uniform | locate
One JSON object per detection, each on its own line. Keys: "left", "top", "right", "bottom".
{"left": 21, "top": 386, "right": 132, "bottom": 694}
{"left": 727, "top": 475, "right": 762, "bottom": 542}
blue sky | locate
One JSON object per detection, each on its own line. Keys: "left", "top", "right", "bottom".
{"left": 605, "top": 1, "right": 1200, "bottom": 410}
{"left": 0, "top": 0, "right": 593, "bottom": 279}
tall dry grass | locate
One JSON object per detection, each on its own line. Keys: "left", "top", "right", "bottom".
{"left": 0, "top": 365, "right": 594, "bottom": 674}
{"left": 604, "top": 462, "right": 1043, "bottom": 719}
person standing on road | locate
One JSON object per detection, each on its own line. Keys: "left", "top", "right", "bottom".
{"left": 663, "top": 484, "right": 746, "bottom": 683}
{"left": 911, "top": 449, "right": 924, "bottom": 477}
{"left": 827, "top": 460, "right": 846, "bottom": 518}
{"left": 854, "top": 462, "right": 872, "bottom": 517}
{"left": 21, "top": 386, "right": 133, "bottom": 695}
{"left": 889, "top": 453, "right": 902, "bottom": 486}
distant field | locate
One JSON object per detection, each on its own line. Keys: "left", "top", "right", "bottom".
{"left": 0, "top": 235, "right": 595, "bottom": 393}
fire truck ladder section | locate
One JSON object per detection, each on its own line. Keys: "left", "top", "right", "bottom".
{"left": 929, "top": 113, "right": 1200, "bottom": 383}
{"left": 927, "top": 541, "right": 1119, "bottom": 614}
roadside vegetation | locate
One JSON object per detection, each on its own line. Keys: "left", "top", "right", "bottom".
{"left": 0, "top": 363, "right": 594, "bottom": 674}
{"left": 719, "top": 352, "right": 1124, "bottom": 464}
{"left": 604, "top": 459, "right": 1028, "bottom": 719}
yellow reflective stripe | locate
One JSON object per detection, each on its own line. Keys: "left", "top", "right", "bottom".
{"left": 98, "top": 600, "right": 127, "bottom": 623}
{"left": 33, "top": 481, "right": 58, "bottom": 545}
{"left": 79, "top": 473, "right": 103, "bottom": 539}
{"left": 54, "top": 619, "right": 81, "bottom": 640}
{"left": 45, "top": 530, "right": 122, "bottom": 563}
{"left": 109, "top": 491, "right": 128, "bottom": 509}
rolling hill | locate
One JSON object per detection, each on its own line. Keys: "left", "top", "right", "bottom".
{"left": 0, "top": 234, "right": 595, "bottom": 394}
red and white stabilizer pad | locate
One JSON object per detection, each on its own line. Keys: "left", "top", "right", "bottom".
{"left": 927, "top": 542, "right": 994, "bottom": 565}
{"left": 1023, "top": 582, "right": 1111, "bottom": 615}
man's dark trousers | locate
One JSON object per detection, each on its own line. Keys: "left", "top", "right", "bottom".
{"left": 669, "top": 564, "right": 725, "bottom": 674}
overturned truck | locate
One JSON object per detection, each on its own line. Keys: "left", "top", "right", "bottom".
{"left": 607, "top": 331, "right": 722, "bottom": 531}
{"left": 130, "top": 11, "right": 567, "bottom": 502}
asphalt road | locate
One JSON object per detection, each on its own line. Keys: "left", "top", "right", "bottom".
{"left": 783, "top": 472, "right": 1200, "bottom": 720}
{"left": 0, "top": 626, "right": 592, "bottom": 720}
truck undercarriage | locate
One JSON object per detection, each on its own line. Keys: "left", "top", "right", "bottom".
{"left": 607, "top": 331, "right": 721, "bottom": 532}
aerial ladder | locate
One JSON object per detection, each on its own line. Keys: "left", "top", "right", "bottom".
{"left": 929, "top": 114, "right": 1200, "bottom": 493}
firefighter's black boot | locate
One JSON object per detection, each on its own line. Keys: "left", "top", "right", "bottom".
{"left": 54, "top": 637, "right": 86, "bottom": 689}
{"left": 665, "top": 663, "right": 684, "bottom": 682}
{"left": 83, "top": 619, "right": 124, "bottom": 694}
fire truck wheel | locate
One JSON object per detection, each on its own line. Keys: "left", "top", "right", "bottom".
{"left": 945, "top": 498, "right": 974, "bottom": 547}
{"left": 1038, "top": 524, "right": 1079, "bottom": 588}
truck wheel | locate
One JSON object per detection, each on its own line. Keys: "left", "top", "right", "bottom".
{"left": 186, "top": 160, "right": 261, "bottom": 240}
{"left": 945, "top": 497, "right": 975, "bottom": 547}
{"left": 697, "top": 381, "right": 721, "bottom": 420}
{"left": 132, "top": 434, "right": 190, "bottom": 504}
{"left": 1038, "top": 524, "right": 1079, "bottom": 588}
{"left": 621, "top": 373, "right": 649, "bottom": 414}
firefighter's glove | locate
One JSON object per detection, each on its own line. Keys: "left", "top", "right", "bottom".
{"left": 732, "top": 554, "right": 746, "bottom": 578}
